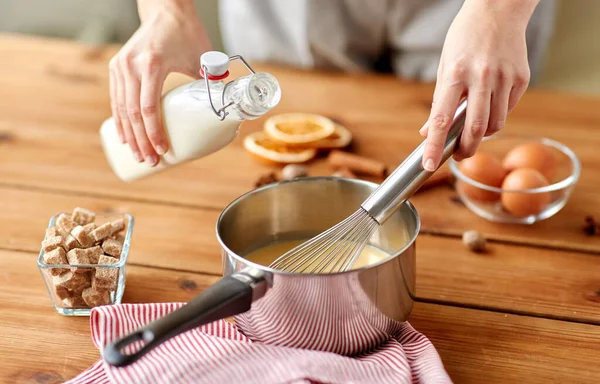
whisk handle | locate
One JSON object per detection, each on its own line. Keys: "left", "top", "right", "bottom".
{"left": 361, "top": 99, "right": 468, "bottom": 224}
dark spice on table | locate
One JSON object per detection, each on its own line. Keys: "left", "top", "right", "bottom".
{"left": 583, "top": 216, "right": 597, "bottom": 236}
{"left": 254, "top": 172, "right": 279, "bottom": 188}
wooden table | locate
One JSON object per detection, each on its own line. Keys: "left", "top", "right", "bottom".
{"left": 1, "top": 34, "right": 599, "bottom": 384}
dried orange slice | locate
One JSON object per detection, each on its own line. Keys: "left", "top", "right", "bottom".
{"left": 307, "top": 124, "right": 353, "bottom": 149}
{"left": 264, "top": 113, "right": 336, "bottom": 145}
{"left": 243, "top": 131, "right": 317, "bottom": 164}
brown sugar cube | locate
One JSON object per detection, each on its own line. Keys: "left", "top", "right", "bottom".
{"left": 114, "top": 234, "right": 125, "bottom": 244}
{"left": 72, "top": 275, "right": 92, "bottom": 294}
{"left": 102, "top": 239, "right": 122, "bottom": 258}
{"left": 64, "top": 235, "right": 82, "bottom": 251}
{"left": 43, "top": 247, "right": 69, "bottom": 276}
{"left": 110, "top": 218, "right": 125, "bottom": 235}
{"left": 63, "top": 295, "right": 88, "bottom": 308}
{"left": 83, "top": 223, "right": 97, "bottom": 233}
{"left": 45, "top": 227, "right": 59, "bottom": 239}
{"left": 85, "top": 245, "right": 103, "bottom": 264}
{"left": 55, "top": 285, "right": 71, "bottom": 301}
{"left": 94, "top": 255, "right": 119, "bottom": 290}
{"left": 66, "top": 248, "right": 92, "bottom": 266}
{"left": 43, "top": 247, "right": 68, "bottom": 264}
{"left": 53, "top": 271, "right": 89, "bottom": 292}
{"left": 92, "top": 277, "right": 116, "bottom": 292}
{"left": 82, "top": 287, "right": 111, "bottom": 307}
{"left": 71, "top": 225, "right": 94, "bottom": 247}
{"left": 42, "top": 236, "right": 65, "bottom": 253}
{"left": 90, "top": 222, "right": 112, "bottom": 243}
{"left": 56, "top": 213, "right": 77, "bottom": 233}
{"left": 71, "top": 207, "right": 96, "bottom": 226}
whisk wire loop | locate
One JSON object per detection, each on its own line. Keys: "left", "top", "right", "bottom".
{"left": 270, "top": 210, "right": 362, "bottom": 272}
{"left": 270, "top": 209, "right": 378, "bottom": 274}
{"left": 316, "top": 212, "right": 375, "bottom": 274}
{"left": 302, "top": 211, "right": 368, "bottom": 274}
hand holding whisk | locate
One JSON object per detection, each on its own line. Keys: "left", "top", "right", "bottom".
{"left": 270, "top": 100, "right": 468, "bottom": 274}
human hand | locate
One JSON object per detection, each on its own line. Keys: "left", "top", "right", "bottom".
{"left": 420, "top": 0, "right": 540, "bottom": 171}
{"left": 109, "top": 0, "right": 211, "bottom": 166}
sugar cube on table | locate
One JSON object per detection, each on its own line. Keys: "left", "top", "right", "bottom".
{"left": 82, "top": 287, "right": 111, "bottom": 307}
{"left": 71, "top": 225, "right": 94, "bottom": 247}
{"left": 43, "top": 247, "right": 69, "bottom": 276}
{"left": 63, "top": 295, "right": 87, "bottom": 308}
{"left": 71, "top": 207, "right": 96, "bottom": 226}
{"left": 94, "top": 255, "right": 119, "bottom": 290}
{"left": 102, "top": 239, "right": 122, "bottom": 258}
{"left": 56, "top": 213, "right": 77, "bottom": 233}
{"left": 90, "top": 223, "right": 112, "bottom": 242}
{"left": 42, "top": 236, "right": 65, "bottom": 253}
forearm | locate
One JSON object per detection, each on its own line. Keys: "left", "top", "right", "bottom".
{"left": 136, "top": 0, "right": 198, "bottom": 23}
{"left": 463, "top": 0, "right": 540, "bottom": 28}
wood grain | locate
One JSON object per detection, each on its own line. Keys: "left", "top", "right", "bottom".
{"left": 412, "top": 185, "right": 600, "bottom": 254}
{"left": 416, "top": 235, "right": 600, "bottom": 323}
{"left": 409, "top": 303, "right": 600, "bottom": 384}
{"left": 0, "top": 186, "right": 223, "bottom": 274}
{"left": 1, "top": 186, "right": 599, "bottom": 322}
{"left": 1, "top": 35, "right": 600, "bottom": 252}
{"left": 2, "top": 34, "right": 600, "bottom": 384}
{"left": 0, "top": 249, "right": 218, "bottom": 384}
{"left": 1, "top": 248, "right": 599, "bottom": 384}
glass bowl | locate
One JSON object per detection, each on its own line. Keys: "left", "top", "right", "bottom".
{"left": 449, "top": 134, "right": 581, "bottom": 224}
{"left": 37, "top": 211, "right": 134, "bottom": 316}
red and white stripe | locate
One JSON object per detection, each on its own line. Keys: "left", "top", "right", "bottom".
{"left": 236, "top": 273, "right": 409, "bottom": 356}
{"left": 66, "top": 302, "right": 451, "bottom": 384}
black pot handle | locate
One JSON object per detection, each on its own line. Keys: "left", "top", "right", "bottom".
{"left": 103, "top": 271, "right": 265, "bottom": 367}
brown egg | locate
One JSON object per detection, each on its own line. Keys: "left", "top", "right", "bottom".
{"left": 501, "top": 168, "right": 551, "bottom": 217}
{"left": 458, "top": 152, "right": 507, "bottom": 201}
{"left": 502, "top": 142, "right": 557, "bottom": 181}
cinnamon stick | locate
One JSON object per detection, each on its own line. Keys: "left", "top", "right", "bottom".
{"left": 328, "top": 150, "right": 387, "bottom": 177}
{"left": 415, "top": 170, "right": 452, "bottom": 193}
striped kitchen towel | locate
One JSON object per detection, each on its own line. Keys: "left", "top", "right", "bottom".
{"left": 67, "top": 303, "right": 451, "bottom": 384}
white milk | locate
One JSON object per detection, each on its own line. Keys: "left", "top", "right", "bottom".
{"left": 100, "top": 52, "right": 281, "bottom": 182}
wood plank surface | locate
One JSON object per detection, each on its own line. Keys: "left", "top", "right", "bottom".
{"left": 416, "top": 234, "right": 600, "bottom": 324}
{"left": 1, "top": 35, "right": 600, "bottom": 252}
{"left": 1, "top": 185, "right": 599, "bottom": 323}
{"left": 1, "top": 248, "right": 599, "bottom": 384}
{"left": 0, "top": 249, "right": 219, "bottom": 384}
{"left": 408, "top": 304, "right": 600, "bottom": 384}
{"left": 414, "top": 185, "right": 600, "bottom": 254}
{"left": 2, "top": 34, "right": 600, "bottom": 384}
{"left": 0, "top": 186, "right": 224, "bottom": 274}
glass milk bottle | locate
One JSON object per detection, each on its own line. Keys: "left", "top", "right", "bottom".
{"left": 100, "top": 52, "right": 282, "bottom": 182}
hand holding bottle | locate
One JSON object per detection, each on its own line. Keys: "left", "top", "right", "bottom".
{"left": 109, "top": 0, "right": 211, "bottom": 166}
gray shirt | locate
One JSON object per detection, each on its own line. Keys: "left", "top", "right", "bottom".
{"left": 219, "top": 0, "right": 557, "bottom": 83}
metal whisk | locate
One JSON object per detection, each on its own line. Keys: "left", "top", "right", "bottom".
{"left": 270, "top": 100, "right": 468, "bottom": 274}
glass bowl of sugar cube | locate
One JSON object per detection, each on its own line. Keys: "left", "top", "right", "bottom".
{"left": 37, "top": 207, "right": 134, "bottom": 316}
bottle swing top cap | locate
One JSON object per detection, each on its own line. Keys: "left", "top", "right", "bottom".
{"left": 200, "top": 51, "right": 230, "bottom": 80}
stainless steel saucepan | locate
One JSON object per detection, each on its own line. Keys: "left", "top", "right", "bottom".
{"left": 104, "top": 177, "right": 420, "bottom": 366}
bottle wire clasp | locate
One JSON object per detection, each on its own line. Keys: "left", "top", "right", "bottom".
{"left": 202, "top": 55, "right": 256, "bottom": 121}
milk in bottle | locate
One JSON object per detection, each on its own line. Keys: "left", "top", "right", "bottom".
{"left": 100, "top": 52, "right": 281, "bottom": 182}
